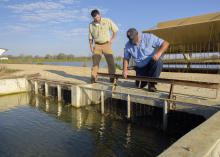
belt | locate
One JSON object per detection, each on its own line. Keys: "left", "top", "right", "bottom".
{"left": 95, "top": 41, "right": 109, "bottom": 45}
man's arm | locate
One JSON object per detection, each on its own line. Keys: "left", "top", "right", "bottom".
{"left": 89, "top": 24, "right": 94, "bottom": 53}
{"left": 110, "top": 31, "right": 117, "bottom": 44}
{"left": 153, "top": 41, "right": 169, "bottom": 61}
{"left": 123, "top": 46, "right": 131, "bottom": 78}
{"left": 89, "top": 39, "right": 94, "bottom": 53}
{"left": 109, "top": 19, "right": 119, "bottom": 44}
{"left": 123, "top": 58, "right": 129, "bottom": 78}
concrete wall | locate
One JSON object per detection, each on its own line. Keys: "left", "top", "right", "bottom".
{"left": 158, "top": 111, "right": 220, "bottom": 157}
{"left": 0, "top": 78, "right": 31, "bottom": 96}
{"left": 70, "top": 84, "right": 101, "bottom": 108}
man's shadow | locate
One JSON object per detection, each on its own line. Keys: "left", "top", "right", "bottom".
{"left": 46, "top": 70, "right": 91, "bottom": 83}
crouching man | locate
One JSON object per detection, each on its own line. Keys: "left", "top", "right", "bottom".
{"left": 123, "top": 28, "right": 169, "bottom": 92}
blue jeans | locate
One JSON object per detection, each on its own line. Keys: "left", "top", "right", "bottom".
{"left": 135, "top": 59, "right": 163, "bottom": 88}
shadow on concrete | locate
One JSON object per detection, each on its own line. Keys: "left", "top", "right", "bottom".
{"left": 46, "top": 70, "right": 91, "bottom": 83}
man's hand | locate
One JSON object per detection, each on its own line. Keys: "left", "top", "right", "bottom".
{"left": 122, "top": 69, "right": 128, "bottom": 79}
{"left": 153, "top": 41, "right": 169, "bottom": 61}
{"left": 109, "top": 38, "right": 115, "bottom": 44}
{"left": 90, "top": 46, "right": 94, "bottom": 54}
{"left": 153, "top": 52, "right": 162, "bottom": 61}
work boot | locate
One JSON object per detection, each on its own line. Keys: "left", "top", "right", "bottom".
{"left": 110, "top": 78, "right": 114, "bottom": 83}
{"left": 148, "top": 83, "right": 157, "bottom": 92}
{"left": 91, "top": 76, "right": 97, "bottom": 84}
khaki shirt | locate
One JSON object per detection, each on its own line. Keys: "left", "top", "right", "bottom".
{"left": 89, "top": 18, "right": 119, "bottom": 43}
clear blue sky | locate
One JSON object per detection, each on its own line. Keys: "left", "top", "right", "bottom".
{"left": 0, "top": 0, "right": 220, "bottom": 57}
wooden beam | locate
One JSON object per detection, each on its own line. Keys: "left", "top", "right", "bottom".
{"left": 101, "top": 91, "right": 104, "bottom": 114}
{"left": 97, "top": 73, "right": 219, "bottom": 89}
{"left": 57, "top": 85, "right": 62, "bottom": 102}
{"left": 45, "top": 82, "right": 49, "bottom": 97}
{"left": 163, "top": 100, "right": 168, "bottom": 131}
{"left": 127, "top": 94, "right": 131, "bottom": 119}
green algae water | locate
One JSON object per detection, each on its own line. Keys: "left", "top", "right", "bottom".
{"left": 0, "top": 93, "right": 203, "bottom": 157}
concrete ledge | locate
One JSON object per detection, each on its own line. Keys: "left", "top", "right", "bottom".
{"left": 0, "top": 78, "right": 30, "bottom": 96}
{"left": 206, "top": 139, "right": 220, "bottom": 157}
{"left": 158, "top": 111, "right": 220, "bottom": 157}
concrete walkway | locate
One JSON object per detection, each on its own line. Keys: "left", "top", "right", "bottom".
{"left": 2, "top": 64, "right": 220, "bottom": 96}
{"left": 159, "top": 111, "right": 220, "bottom": 157}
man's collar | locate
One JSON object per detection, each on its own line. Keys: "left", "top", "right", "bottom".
{"left": 92, "top": 17, "right": 102, "bottom": 25}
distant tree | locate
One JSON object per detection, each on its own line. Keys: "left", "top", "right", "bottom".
{"left": 34, "top": 55, "right": 41, "bottom": 59}
{"left": 67, "top": 54, "right": 75, "bottom": 59}
{"left": 57, "top": 53, "right": 66, "bottom": 59}
{"left": 45, "top": 54, "right": 53, "bottom": 59}
{"left": 24, "top": 55, "right": 33, "bottom": 59}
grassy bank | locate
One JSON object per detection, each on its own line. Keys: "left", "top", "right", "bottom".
{"left": 0, "top": 65, "right": 20, "bottom": 78}
{"left": 0, "top": 57, "right": 122, "bottom": 64}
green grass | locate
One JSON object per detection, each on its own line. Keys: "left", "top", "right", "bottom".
{"left": 0, "top": 57, "right": 122, "bottom": 64}
{"left": 0, "top": 65, "right": 20, "bottom": 74}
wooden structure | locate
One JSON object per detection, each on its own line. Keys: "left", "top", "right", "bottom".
{"left": 143, "top": 12, "right": 220, "bottom": 73}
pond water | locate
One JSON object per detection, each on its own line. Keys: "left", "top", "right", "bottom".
{"left": 0, "top": 93, "right": 203, "bottom": 157}
{"left": 36, "top": 61, "right": 220, "bottom": 71}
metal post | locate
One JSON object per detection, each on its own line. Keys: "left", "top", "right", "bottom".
{"left": 57, "top": 85, "right": 62, "bottom": 102}
{"left": 163, "top": 100, "right": 168, "bottom": 131}
{"left": 45, "top": 82, "right": 49, "bottom": 97}
{"left": 127, "top": 94, "right": 131, "bottom": 119}
{"left": 34, "top": 81, "right": 38, "bottom": 95}
{"left": 101, "top": 91, "right": 104, "bottom": 114}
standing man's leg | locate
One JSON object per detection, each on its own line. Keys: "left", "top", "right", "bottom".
{"left": 91, "top": 44, "right": 102, "bottom": 83}
{"left": 103, "top": 42, "right": 116, "bottom": 82}
{"left": 104, "top": 54, "right": 115, "bottom": 82}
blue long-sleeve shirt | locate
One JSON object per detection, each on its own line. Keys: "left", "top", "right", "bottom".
{"left": 124, "top": 33, "right": 164, "bottom": 68}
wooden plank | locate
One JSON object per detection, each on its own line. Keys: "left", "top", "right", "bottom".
{"left": 101, "top": 91, "right": 104, "bottom": 114}
{"left": 97, "top": 73, "right": 219, "bottom": 89}
{"left": 127, "top": 94, "right": 131, "bottom": 119}
{"left": 28, "top": 78, "right": 80, "bottom": 86}
{"left": 163, "top": 100, "right": 168, "bottom": 131}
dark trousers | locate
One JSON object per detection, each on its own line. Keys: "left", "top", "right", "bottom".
{"left": 135, "top": 59, "right": 163, "bottom": 88}
{"left": 92, "top": 54, "right": 116, "bottom": 80}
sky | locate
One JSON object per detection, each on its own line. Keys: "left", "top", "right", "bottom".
{"left": 0, "top": 0, "right": 220, "bottom": 57}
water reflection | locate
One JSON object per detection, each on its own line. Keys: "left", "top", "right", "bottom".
{"left": 45, "top": 99, "right": 49, "bottom": 112}
{"left": 0, "top": 93, "right": 178, "bottom": 157}
{"left": 0, "top": 92, "right": 29, "bottom": 112}
{"left": 35, "top": 95, "right": 39, "bottom": 108}
{"left": 125, "top": 123, "right": 131, "bottom": 148}
{"left": 57, "top": 102, "right": 62, "bottom": 117}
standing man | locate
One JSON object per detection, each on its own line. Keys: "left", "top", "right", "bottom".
{"left": 123, "top": 28, "right": 169, "bottom": 92}
{"left": 89, "top": 9, "right": 119, "bottom": 83}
